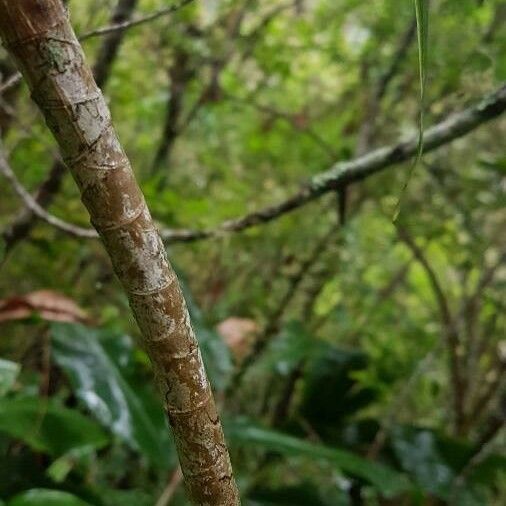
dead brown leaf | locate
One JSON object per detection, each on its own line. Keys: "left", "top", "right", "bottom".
{"left": 0, "top": 290, "right": 90, "bottom": 324}
{"left": 217, "top": 317, "right": 259, "bottom": 363}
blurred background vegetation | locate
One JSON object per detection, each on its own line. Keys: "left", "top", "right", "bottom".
{"left": 0, "top": 0, "right": 505, "bottom": 504}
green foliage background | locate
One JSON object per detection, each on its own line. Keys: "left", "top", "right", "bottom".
{"left": 0, "top": 0, "right": 505, "bottom": 504}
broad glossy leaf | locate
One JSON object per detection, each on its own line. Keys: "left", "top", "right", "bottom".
{"left": 300, "top": 345, "right": 376, "bottom": 435}
{"left": 0, "top": 359, "right": 20, "bottom": 396}
{"left": 262, "top": 321, "right": 317, "bottom": 376}
{"left": 392, "top": 426, "right": 453, "bottom": 497}
{"left": 391, "top": 426, "right": 506, "bottom": 503}
{"left": 0, "top": 397, "right": 108, "bottom": 457}
{"left": 227, "top": 419, "right": 411, "bottom": 497}
{"left": 50, "top": 323, "right": 174, "bottom": 470}
{"left": 8, "top": 489, "right": 92, "bottom": 506}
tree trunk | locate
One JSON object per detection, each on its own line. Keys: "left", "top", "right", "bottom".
{"left": 0, "top": 1, "right": 240, "bottom": 504}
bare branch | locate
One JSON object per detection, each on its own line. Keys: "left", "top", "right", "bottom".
{"left": 225, "top": 93, "right": 337, "bottom": 159}
{"left": 160, "top": 84, "right": 506, "bottom": 243}
{"left": 79, "top": 0, "right": 197, "bottom": 41}
{"left": 0, "top": 0, "right": 196, "bottom": 94}
{"left": 155, "top": 467, "right": 183, "bottom": 506}
{"left": 92, "top": 0, "right": 139, "bottom": 89}
{"left": 2, "top": 0, "right": 141, "bottom": 253}
{"left": 395, "top": 224, "right": 466, "bottom": 434}
{"left": 0, "top": 71, "right": 21, "bottom": 94}
{"left": 230, "top": 225, "right": 338, "bottom": 391}
{"left": 0, "top": 148, "right": 98, "bottom": 239}
{"left": 3, "top": 85, "right": 505, "bottom": 247}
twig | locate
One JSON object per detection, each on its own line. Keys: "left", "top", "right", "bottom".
{"left": 0, "top": 0, "right": 197, "bottom": 93}
{"left": 0, "top": 148, "right": 98, "bottom": 239}
{"left": 160, "top": 84, "right": 506, "bottom": 242}
{"left": 155, "top": 467, "right": 183, "bottom": 506}
{"left": 0, "top": 72, "right": 22, "bottom": 94}
{"left": 367, "top": 345, "right": 441, "bottom": 459}
{"left": 449, "top": 408, "right": 505, "bottom": 505}
{"left": 225, "top": 93, "right": 337, "bottom": 159}
{"left": 79, "top": 0, "right": 197, "bottom": 41}
{"left": 237, "top": 225, "right": 338, "bottom": 405}
{"left": 395, "top": 223, "right": 465, "bottom": 434}
{"left": 3, "top": 85, "right": 505, "bottom": 245}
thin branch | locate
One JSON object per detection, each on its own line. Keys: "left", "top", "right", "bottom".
{"left": 465, "top": 359, "right": 505, "bottom": 431}
{"left": 155, "top": 467, "right": 183, "bottom": 506}
{"left": 0, "top": 0, "right": 197, "bottom": 93}
{"left": 356, "top": 17, "right": 417, "bottom": 155}
{"left": 225, "top": 93, "right": 337, "bottom": 159}
{"left": 0, "top": 148, "right": 98, "bottom": 239}
{"left": 92, "top": 0, "right": 139, "bottom": 89}
{"left": 79, "top": 0, "right": 197, "bottom": 41}
{"left": 0, "top": 71, "right": 21, "bottom": 94}
{"left": 395, "top": 224, "right": 465, "bottom": 434}
{"left": 3, "top": 85, "right": 505, "bottom": 246}
{"left": 2, "top": 0, "right": 140, "bottom": 253}
{"left": 450, "top": 407, "right": 505, "bottom": 505}
{"left": 395, "top": 225, "right": 453, "bottom": 326}
{"left": 461, "top": 251, "right": 505, "bottom": 320}
{"left": 367, "top": 345, "right": 441, "bottom": 460}
{"left": 346, "top": 258, "right": 413, "bottom": 344}
{"left": 151, "top": 0, "right": 255, "bottom": 177}
{"left": 230, "top": 225, "right": 338, "bottom": 394}
{"left": 160, "top": 84, "right": 506, "bottom": 243}
{"left": 376, "top": 17, "right": 417, "bottom": 102}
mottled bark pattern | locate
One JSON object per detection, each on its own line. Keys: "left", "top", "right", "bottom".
{"left": 0, "top": 1, "right": 239, "bottom": 504}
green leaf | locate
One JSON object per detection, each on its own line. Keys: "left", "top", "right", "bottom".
{"left": 299, "top": 345, "right": 376, "bottom": 436}
{"left": 0, "top": 359, "right": 20, "bottom": 396}
{"left": 99, "top": 489, "right": 153, "bottom": 506}
{"left": 393, "top": 0, "right": 429, "bottom": 221}
{"left": 7, "top": 489, "right": 92, "bottom": 506}
{"left": 414, "top": 0, "right": 429, "bottom": 101}
{"left": 392, "top": 426, "right": 454, "bottom": 497}
{"left": 0, "top": 397, "right": 109, "bottom": 457}
{"left": 50, "top": 323, "right": 174, "bottom": 470}
{"left": 262, "top": 321, "right": 316, "bottom": 376}
{"left": 227, "top": 419, "right": 411, "bottom": 497}
{"left": 391, "top": 426, "right": 506, "bottom": 503}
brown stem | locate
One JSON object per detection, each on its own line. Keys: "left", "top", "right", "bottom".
{"left": 79, "top": 0, "right": 196, "bottom": 41}
{"left": 151, "top": 48, "right": 192, "bottom": 174}
{"left": 355, "top": 17, "right": 417, "bottom": 156}
{"left": 155, "top": 467, "right": 184, "bottom": 506}
{"left": 2, "top": 0, "right": 139, "bottom": 254}
{"left": 92, "top": 0, "right": 139, "bottom": 89}
{"left": 231, "top": 225, "right": 337, "bottom": 392}
{"left": 0, "top": 2, "right": 239, "bottom": 504}
{"left": 395, "top": 225, "right": 466, "bottom": 435}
